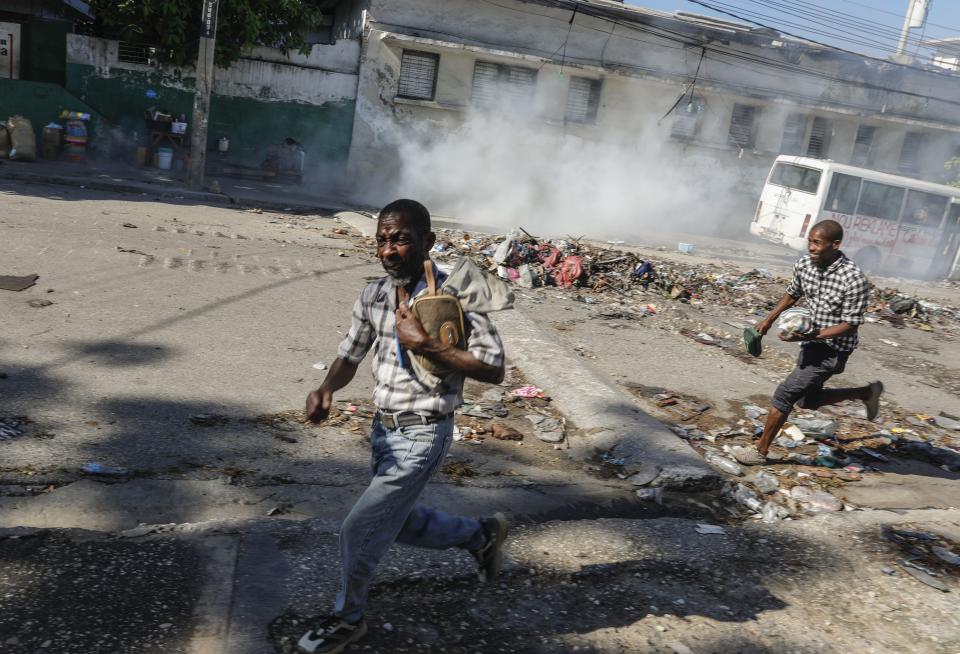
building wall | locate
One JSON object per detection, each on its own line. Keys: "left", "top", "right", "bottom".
{"left": 64, "top": 35, "right": 360, "bottom": 169}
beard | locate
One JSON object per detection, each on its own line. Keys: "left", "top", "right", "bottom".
{"left": 382, "top": 256, "right": 423, "bottom": 288}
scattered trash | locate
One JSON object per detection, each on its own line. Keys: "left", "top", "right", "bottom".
{"left": 82, "top": 463, "right": 129, "bottom": 476}
{"left": 695, "top": 523, "right": 726, "bottom": 535}
{"left": 525, "top": 414, "right": 564, "bottom": 443}
{"left": 677, "top": 243, "right": 695, "bottom": 255}
{"left": 267, "top": 503, "right": 293, "bottom": 516}
{"left": 635, "top": 487, "right": 664, "bottom": 504}
{"left": 732, "top": 483, "right": 763, "bottom": 511}
{"left": 489, "top": 422, "right": 523, "bottom": 441}
{"left": 27, "top": 299, "right": 53, "bottom": 308}
{"left": 510, "top": 385, "right": 547, "bottom": 399}
{"left": 190, "top": 413, "right": 230, "bottom": 426}
{"left": 879, "top": 339, "right": 901, "bottom": 348}
{"left": 932, "top": 546, "right": 960, "bottom": 566}
{"left": 122, "top": 222, "right": 138, "bottom": 229}
{"left": 0, "top": 417, "right": 25, "bottom": 441}
{"left": 753, "top": 471, "right": 780, "bottom": 494}
{"left": 312, "top": 361, "right": 328, "bottom": 371}
{"left": 442, "top": 461, "right": 477, "bottom": 478}
{"left": 628, "top": 463, "right": 662, "bottom": 487}
{"left": 704, "top": 450, "right": 744, "bottom": 476}
{"left": 805, "top": 491, "right": 843, "bottom": 513}
{"left": 898, "top": 562, "right": 950, "bottom": 592}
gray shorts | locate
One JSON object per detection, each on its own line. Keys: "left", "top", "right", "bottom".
{"left": 772, "top": 342, "right": 851, "bottom": 413}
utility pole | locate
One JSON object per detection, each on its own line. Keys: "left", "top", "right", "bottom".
{"left": 188, "top": 0, "right": 219, "bottom": 189}
{"left": 896, "top": 0, "right": 929, "bottom": 57}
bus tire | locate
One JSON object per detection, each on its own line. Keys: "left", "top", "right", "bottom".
{"left": 854, "top": 247, "right": 882, "bottom": 273}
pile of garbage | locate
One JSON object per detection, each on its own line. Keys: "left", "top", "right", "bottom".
{"left": 430, "top": 228, "right": 784, "bottom": 309}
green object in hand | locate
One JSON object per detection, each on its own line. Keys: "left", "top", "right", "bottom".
{"left": 743, "top": 327, "right": 763, "bottom": 357}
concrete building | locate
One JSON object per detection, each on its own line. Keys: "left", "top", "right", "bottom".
{"left": 344, "top": 0, "right": 960, "bottom": 215}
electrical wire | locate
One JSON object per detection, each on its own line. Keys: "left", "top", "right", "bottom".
{"left": 705, "top": 0, "right": 946, "bottom": 56}
{"left": 685, "top": 0, "right": 960, "bottom": 78}
{"left": 699, "top": 0, "right": 938, "bottom": 56}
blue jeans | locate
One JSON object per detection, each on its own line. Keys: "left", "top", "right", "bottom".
{"left": 334, "top": 416, "right": 485, "bottom": 622}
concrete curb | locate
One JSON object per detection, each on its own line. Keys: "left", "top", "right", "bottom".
{"left": 495, "top": 309, "right": 721, "bottom": 490}
{"left": 0, "top": 168, "right": 353, "bottom": 216}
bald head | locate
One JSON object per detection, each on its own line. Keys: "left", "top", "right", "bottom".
{"left": 810, "top": 219, "right": 843, "bottom": 243}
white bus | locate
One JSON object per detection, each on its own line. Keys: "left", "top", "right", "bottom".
{"left": 751, "top": 156, "right": 960, "bottom": 279}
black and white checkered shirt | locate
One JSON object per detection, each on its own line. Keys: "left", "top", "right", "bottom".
{"left": 785, "top": 252, "right": 869, "bottom": 352}
{"left": 337, "top": 267, "right": 505, "bottom": 415}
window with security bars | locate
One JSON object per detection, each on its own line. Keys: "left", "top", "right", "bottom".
{"left": 899, "top": 132, "right": 924, "bottom": 174}
{"left": 780, "top": 113, "right": 805, "bottom": 155}
{"left": 669, "top": 97, "right": 704, "bottom": 140}
{"left": 728, "top": 104, "right": 757, "bottom": 148}
{"left": 565, "top": 77, "right": 601, "bottom": 124}
{"left": 851, "top": 125, "right": 876, "bottom": 166}
{"left": 806, "top": 117, "right": 830, "bottom": 158}
{"left": 397, "top": 50, "right": 439, "bottom": 100}
{"left": 471, "top": 61, "right": 537, "bottom": 107}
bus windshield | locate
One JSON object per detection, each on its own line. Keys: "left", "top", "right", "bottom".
{"left": 769, "top": 163, "right": 822, "bottom": 194}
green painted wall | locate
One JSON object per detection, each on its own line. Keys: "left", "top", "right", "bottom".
{"left": 65, "top": 62, "right": 355, "bottom": 167}
{"left": 0, "top": 78, "right": 101, "bottom": 147}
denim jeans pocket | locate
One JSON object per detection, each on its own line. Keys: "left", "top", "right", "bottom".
{"left": 397, "top": 422, "right": 440, "bottom": 443}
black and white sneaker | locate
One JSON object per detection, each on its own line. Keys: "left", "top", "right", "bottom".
{"left": 296, "top": 616, "right": 367, "bottom": 654}
{"left": 470, "top": 512, "right": 508, "bottom": 583}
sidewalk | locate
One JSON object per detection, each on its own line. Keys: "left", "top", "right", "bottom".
{"left": 0, "top": 158, "right": 357, "bottom": 215}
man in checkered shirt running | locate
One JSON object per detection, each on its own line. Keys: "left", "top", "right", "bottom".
{"left": 295, "top": 200, "right": 508, "bottom": 654}
{"left": 748, "top": 220, "right": 883, "bottom": 463}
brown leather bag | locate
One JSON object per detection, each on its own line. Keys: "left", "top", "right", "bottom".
{"left": 408, "top": 260, "right": 467, "bottom": 377}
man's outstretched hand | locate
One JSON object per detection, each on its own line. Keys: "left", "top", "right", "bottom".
{"left": 306, "top": 386, "right": 334, "bottom": 423}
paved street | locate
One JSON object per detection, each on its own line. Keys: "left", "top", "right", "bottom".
{"left": 2, "top": 180, "right": 960, "bottom": 653}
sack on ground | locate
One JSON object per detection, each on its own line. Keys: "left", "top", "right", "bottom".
{"left": 7, "top": 115, "right": 37, "bottom": 161}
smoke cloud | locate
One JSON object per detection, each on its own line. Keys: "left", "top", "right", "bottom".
{"left": 360, "top": 92, "right": 759, "bottom": 241}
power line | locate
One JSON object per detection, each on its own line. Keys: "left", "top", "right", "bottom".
{"left": 685, "top": 0, "right": 959, "bottom": 78}
{"left": 835, "top": 0, "right": 960, "bottom": 35}
{"left": 715, "top": 0, "right": 942, "bottom": 55}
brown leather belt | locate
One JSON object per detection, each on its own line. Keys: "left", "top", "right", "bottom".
{"left": 376, "top": 411, "right": 454, "bottom": 429}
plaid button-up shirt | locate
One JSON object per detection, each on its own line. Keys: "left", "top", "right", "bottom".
{"left": 337, "top": 267, "right": 505, "bottom": 415}
{"left": 785, "top": 252, "right": 869, "bottom": 352}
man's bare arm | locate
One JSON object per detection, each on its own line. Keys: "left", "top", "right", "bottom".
{"left": 755, "top": 292, "right": 800, "bottom": 335}
{"left": 306, "top": 358, "right": 360, "bottom": 423}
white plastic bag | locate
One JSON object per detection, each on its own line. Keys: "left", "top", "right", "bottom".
{"left": 777, "top": 307, "right": 813, "bottom": 336}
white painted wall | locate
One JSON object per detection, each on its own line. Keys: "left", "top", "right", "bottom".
{"left": 66, "top": 34, "right": 360, "bottom": 105}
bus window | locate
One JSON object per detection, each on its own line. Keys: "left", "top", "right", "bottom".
{"left": 902, "top": 190, "right": 949, "bottom": 227}
{"left": 770, "top": 163, "right": 822, "bottom": 194}
{"left": 951, "top": 204, "right": 960, "bottom": 227}
{"left": 856, "top": 181, "right": 905, "bottom": 221}
{"left": 824, "top": 173, "right": 861, "bottom": 214}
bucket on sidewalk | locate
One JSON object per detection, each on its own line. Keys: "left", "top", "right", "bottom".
{"left": 157, "top": 147, "right": 174, "bottom": 170}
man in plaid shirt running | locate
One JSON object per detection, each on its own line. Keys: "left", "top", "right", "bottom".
{"left": 748, "top": 220, "right": 883, "bottom": 462}
{"left": 296, "top": 200, "right": 508, "bottom": 654}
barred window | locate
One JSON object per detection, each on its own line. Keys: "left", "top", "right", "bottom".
{"left": 728, "top": 104, "right": 757, "bottom": 148}
{"left": 471, "top": 61, "right": 536, "bottom": 107}
{"left": 565, "top": 77, "right": 601, "bottom": 124}
{"left": 397, "top": 50, "right": 439, "bottom": 100}
{"left": 806, "top": 117, "right": 830, "bottom": 158}
{"left": 899, "top": 132, "right": 924, "bottom": 174}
